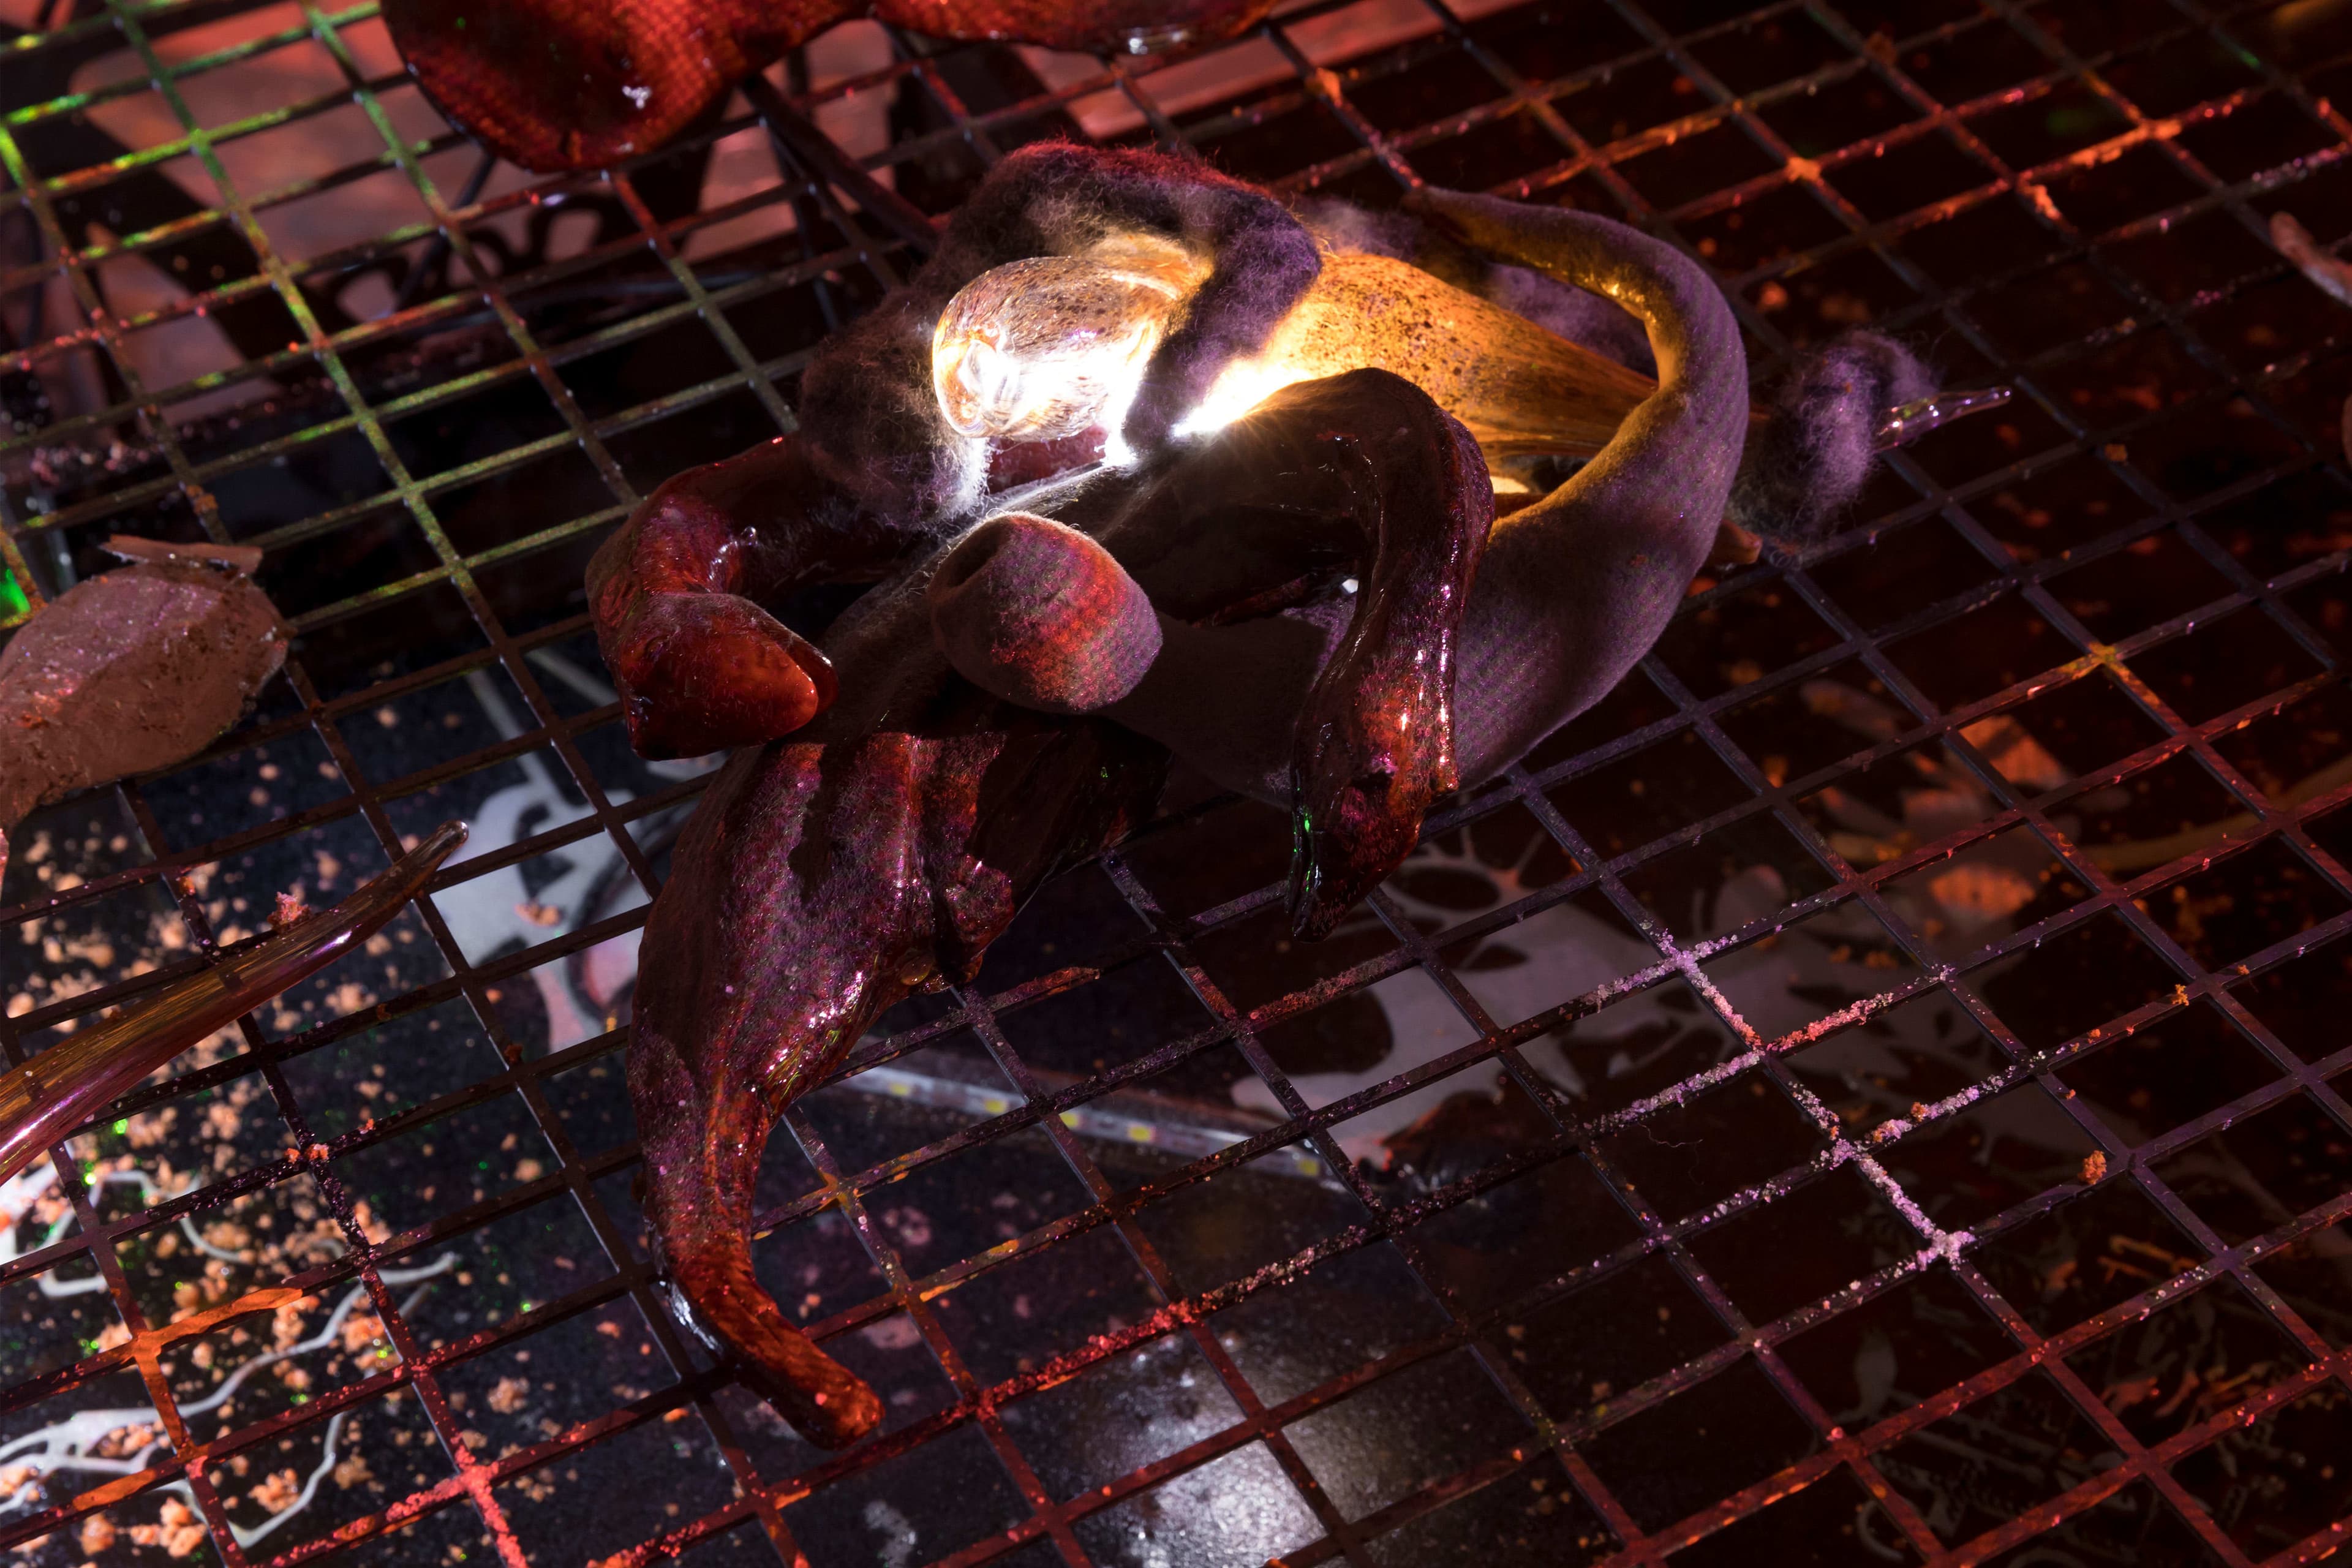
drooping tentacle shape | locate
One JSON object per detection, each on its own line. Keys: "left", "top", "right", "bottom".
{"left": 383, "top": 1, "right": 1276, "bottom": 173}
{"left": 1115, "top": 371, "right": 1491, "bottom": 935}
{"left": 1422, "top": 190, "right": 1749, "bottom": 781}
{"left": 630, "top": 565, "right": 1166, "bottom": 1444}
{"left": 630, "top": 372, "right": 1491, "bottom": 1441}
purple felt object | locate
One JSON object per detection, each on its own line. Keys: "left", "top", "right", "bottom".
{"left": 927, "top": 513, "right": 1161, "bottom": 712}
{"left": 1731, "top": 329, "right": 1937, "bottom": 540}
{"left": 597, "top": 153, "right": 1962, "bottom": 1454}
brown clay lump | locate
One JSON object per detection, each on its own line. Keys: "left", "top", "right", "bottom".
{"left": 1, "top": 548, "right": 285, "bottom": 877}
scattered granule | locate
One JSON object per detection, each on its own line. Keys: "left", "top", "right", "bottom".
{"left": 1928, "top": 862, "right": 2035, "bottom": 923}
{"left": 488, "top": 1377, "right": 530, "bottom": 1415}
{"left": 89, "top": 1425, "right": 157, "bottom": 1461}
{"left": 272, "top": 891, "right": 310, "bottom": 928}
{"left": 513, "top": 1159, "right": 543, "bottom": 1182}
{"left": 78, "top": 1512, "right": 116, "bottom": 1554}
{"left": 2081, "top": 1150, "right": 2109, "bottom": 1184}
{"left": 249, "top": 1469, "right": 300, "bottom": 1513}
{"left": 333, "top": 1453, "right": 372, "bottom": 1490}
{"left": 126, "top": 1108, "right": 178, "bottom": 1147}
{"left": 93, "top": 1322, "right": 130, "bottom": 1352}
{"left": 202, "top": 1102, "right": 241, "bottom": 1141}
{"left": 62, "top": 935, "right": 115, "bottom": 969}
{"left": 341, "top": 1314, "right": 385, "bottom": 1355}
{"left": 458, "top": 1430, "right": 488, "bottom": 1452}
{"left": 270, "top": 1296, "right": 315, "bottom": 1349}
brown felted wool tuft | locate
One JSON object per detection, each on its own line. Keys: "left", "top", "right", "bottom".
{"left": 928, "top": 513, "right": 1163, "bottom": 714}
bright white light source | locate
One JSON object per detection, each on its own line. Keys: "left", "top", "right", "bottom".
{"left": 932, "top": 241, "right": 1203, "bottom": 448}
{"left": 1167, "top": 354, "right": 1306, "bottom": 439}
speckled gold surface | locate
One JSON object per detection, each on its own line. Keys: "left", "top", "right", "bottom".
{"left": 935, "top": 247, "right": 1662, "bottom": 467}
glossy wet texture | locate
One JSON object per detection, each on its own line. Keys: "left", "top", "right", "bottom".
{"left": 598, "top": 169, "right": 1750, "bottom": 1443}
{"left": 6, "top": 3, "right": 2350, "bottom": 1561}
{"left": 382, "top": 0, "right": 1277, "bottom": 172}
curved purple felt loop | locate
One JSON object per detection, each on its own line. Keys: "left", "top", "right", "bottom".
{"left": 1095, "top": 194, "right": 1749, "bottom": 797}
{"left": 1420, "top": 190, "right": 1749, "bottom": 784}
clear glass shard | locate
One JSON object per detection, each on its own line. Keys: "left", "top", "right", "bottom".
{"left": 1874, "top": 385, "right": 2013, "bottom": 450}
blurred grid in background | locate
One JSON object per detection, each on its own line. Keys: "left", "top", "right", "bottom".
{"left": 4, "top": 0, "right": 2352, "bottom": 1565}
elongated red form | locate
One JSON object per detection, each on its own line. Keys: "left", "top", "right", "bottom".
{"left": 383, "top": 0, "right": 1275, "bottom": 172}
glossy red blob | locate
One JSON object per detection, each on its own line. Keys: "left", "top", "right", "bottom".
{"left": 383, "top": 0, "right": 1276, "bottom": 171}
{"left": 587, "top": 437, "right": 879, "bottom": 760}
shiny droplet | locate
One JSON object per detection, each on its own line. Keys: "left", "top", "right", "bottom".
{"left": 1874, "top": 386, "right": 2014, "bottom": 450}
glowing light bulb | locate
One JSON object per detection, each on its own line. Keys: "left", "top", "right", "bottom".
{"left": 932, "top": 241, "right": 1203, "bottom": 448}
{"left": 934, "top": 239, "right": 1669, "bottom": 472}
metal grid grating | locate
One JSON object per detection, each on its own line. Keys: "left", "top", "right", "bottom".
{"left": 2, "top": 1, "right": 2351, "bottom": 1566}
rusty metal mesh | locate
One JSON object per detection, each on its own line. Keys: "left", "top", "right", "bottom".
{"left": 3, "top": 0, "right": 2351, "bottom": 1565}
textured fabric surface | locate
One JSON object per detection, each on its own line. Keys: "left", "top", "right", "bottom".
{"left": 1730, "top": 329, "right": 1937, "bottom": 541}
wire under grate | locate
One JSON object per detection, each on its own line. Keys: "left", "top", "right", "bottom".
{"left": 3, "top": 1, "right": 2351, "bottom": 1566}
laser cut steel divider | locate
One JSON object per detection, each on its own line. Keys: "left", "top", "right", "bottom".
{"left": 2, "top": 0, "right": 2350, "bottom": 1564}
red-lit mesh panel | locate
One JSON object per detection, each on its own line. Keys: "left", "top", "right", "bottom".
{"left": 2, "top": 2, "right": 2349, "bottom": 1566}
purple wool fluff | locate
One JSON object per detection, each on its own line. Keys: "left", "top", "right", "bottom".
{"left": 1729, "top": 329, "right": 1937, "bottom": 541}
